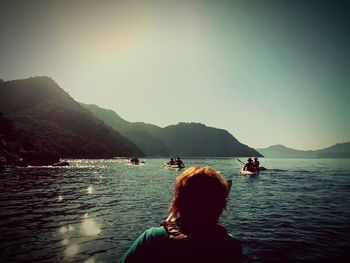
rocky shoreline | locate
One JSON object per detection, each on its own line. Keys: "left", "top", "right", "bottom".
{"left": 0, "top": 149, "right": 69, "bottom": 170}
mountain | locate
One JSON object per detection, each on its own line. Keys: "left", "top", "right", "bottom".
{"left": 257, "top": 142, "right": 350, "bottom": 158}
{"left": 0, "top": 77, "right": 143, "bottom": 160}
{"left": 82, "top": 103, "right": 262, "bottom": 157}
{"left": 256, "top": 145, "right": 316, "bottom": 158}
{"left": 80, "top": 103, "right": 169, "bottom": 156}
{"left": 316, "top": 142, "right": 350, "bottom": 158}
{"left": 159, "top": 122, "right": 260, "bottom": 157}
{"left": 0, "top": 112, "right": 30, "bottom": 166}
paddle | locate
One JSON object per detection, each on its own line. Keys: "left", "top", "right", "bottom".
{"left": 227, "top": 179, "right": 233, "bottom": 193}
{"left": 236, "top": 158, "right": 245, "bottom": 165}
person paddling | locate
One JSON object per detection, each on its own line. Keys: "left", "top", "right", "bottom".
{"left": 119, "top": 166, "right": 242, "bottom": 262}
{"left": 175, "top": 157, "right": 184, "bottom": 168}
{"left": 243, "top": 158, "right": 255, "bottom": 172}
{"left": 130, "top": 157, "right": 139, "bottom": 165}
{"left": 167, "top": 158, "right": 175, "bottom": 165}
{"left": 253, "top": 157, "right": 260, "bottom": 172}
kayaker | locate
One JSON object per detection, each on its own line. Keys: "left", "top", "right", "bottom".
{"left": 175, "top": 157, "right": 184, "bottom": 167}
{"left": 130, "top": 157, "right": 139, "bottom": 165}
{"left": 243, "top": 158, "right": 255, "bottom": 172}
{"left": 167, "top": 158, "right": 175, "bottom": 165}
{"left": 119, "top": 166, "right": 243, "bottom": 262}
{"left": 253, "top": 157, "right": 260, "bottom": 172}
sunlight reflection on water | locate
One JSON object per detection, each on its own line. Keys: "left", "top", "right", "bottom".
{"left": 61, "top": 238, "right": 69, "bottom": 246}
{"left": 83, "top": 257, "right": 96, "bottom": 263}
{"left": 59, "top": 215, "right": 101, "bottom": 260}
{"left": 80, "top": 218, "right": 101, "bottom": 236}
{"left": 87, "top": 185, "right": 93, "bottom": 194}
{"left": 59, "top": 224, "right": 74, "bottom": 234}
{"left": 57, "top": 209, "right": 101, "bottom": 259}
{"left": 64, "top": 244, "right": 79, "bottom": 257}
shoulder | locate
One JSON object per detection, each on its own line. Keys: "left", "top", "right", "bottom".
{"left": 226, "top": 232, "right": 243, "bottom": 260}
{"left": 227, "top": 233, "right": 242, "bottom": 248}
{"left": 142, "top": 226, "right": 168, "bottom": 241}
{"left": 133, "top": 226, "right": 168, "bottom": 246}
{"left": 199, "top": 226, "right": 243, "bottom": 262}
{"left": 119, "top": 227, "right": 168, "bottom": 262}
{"left": 214, "top": 226, "right": 243, "bottom": 259}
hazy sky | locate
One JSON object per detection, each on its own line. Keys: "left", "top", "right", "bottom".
{"left": 1, "top": 0, "right": 349, "bottom": 150}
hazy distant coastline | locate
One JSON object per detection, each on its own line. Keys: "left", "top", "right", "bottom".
{"left": 257, "top": 143, "right": 350, "bottom": 158}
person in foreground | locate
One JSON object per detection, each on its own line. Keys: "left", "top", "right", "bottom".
{"left": 119, "top": 166, "right": 242, "bottom": 263}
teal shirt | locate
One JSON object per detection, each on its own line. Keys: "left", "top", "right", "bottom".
{"left": 119, "top": 225, "right": 242, "bottom": 263}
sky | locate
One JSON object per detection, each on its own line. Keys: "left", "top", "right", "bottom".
{"left": 0, "top": 0, "right": 349, "bottom": 150}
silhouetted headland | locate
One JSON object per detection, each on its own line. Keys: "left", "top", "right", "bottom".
{"left": 0, "top": 77, "right": 143, "bottom": 168}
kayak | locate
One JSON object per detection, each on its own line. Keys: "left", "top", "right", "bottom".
{"left": 240, "top": 166, "right": 258, "bottom": 176}
{"left": 165, "top": 163, "right": 185, "bottom": 171}
{"left": 236, "top": 159, "right": 267, "bottom": 173}
{"left": 128, "top": 161, "right": 145, "bottom": 166}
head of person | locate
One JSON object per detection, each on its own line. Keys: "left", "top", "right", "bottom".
{"left": 247, "top": 158, "right": 252, "bottom": 163}
{"left": 254, "top": 157, "right": 258, "bottom": 161}
{"left": 177, "top": 157, "right": 181, "bottom": 160}
{"left": 170, "top": 158, "right": 174, "bottom": 161}
{"left": 169, "top": 166, "right": 229, "bottom": 228}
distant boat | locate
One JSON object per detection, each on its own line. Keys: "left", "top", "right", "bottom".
{"left": 128, "top": 160, "right": 145, "bottom": 166}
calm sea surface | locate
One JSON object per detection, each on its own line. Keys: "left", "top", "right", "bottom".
{"left": 0, "top": 158, "right": 349, "bottom": 263}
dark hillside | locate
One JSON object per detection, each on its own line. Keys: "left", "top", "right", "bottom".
{"left": 160, "top": 122, "right": 261, "bottom": 157}
{"left": 83, "top": 104, "right": 262, "bottom": 157}
{"left": 0, "top": 77, "right": 143, "bottom": 159}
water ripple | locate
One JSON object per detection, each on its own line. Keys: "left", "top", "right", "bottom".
{"left": 1, "top": 158, "right": 350, "bottom": 262}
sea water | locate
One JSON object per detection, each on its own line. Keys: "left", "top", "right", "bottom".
{"left": 0, "top": 158, "right": 349, "bottom": 262}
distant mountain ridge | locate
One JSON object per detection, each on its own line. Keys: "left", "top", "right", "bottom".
{"left": 0, "top": 77, "right": 143, "bottom": 159}
{"left": 80, "top": 103, "right": 169, "bottom": 156}
{"left": 82, "top": 103, "right": 262, "bottom": 157}
{"left": 257, "top": 142, "right": 350, "bottom": 158}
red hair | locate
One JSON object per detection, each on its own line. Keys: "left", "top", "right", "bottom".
{"left": 169, "top": 166, "right": 229, "bottom": 226}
